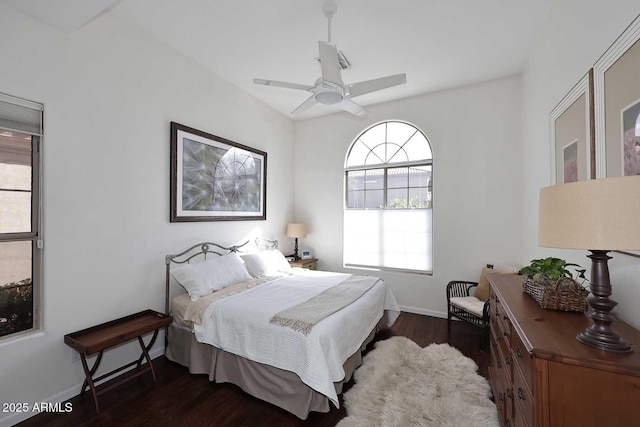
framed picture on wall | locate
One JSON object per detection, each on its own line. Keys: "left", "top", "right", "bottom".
{"left": 170, "top": 122, "right": 267, "bottom": 222}
{"left": 593, "top": 13, "right": 640, "bottom": 258}
{"left": 594, "top": 13, "right": 640, "bottom": 178}
{"left": 621, "top": 98, "right": 640, "bottom": 177}
{"left": 549, "top": 69, "right": 595, "bottom": 184}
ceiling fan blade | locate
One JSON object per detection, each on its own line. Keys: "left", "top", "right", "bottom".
{"left": 254, "top": 78, "right": 313, "bottom": 92}
{"left": 346, "top": 73, "right": 407, "bottom": 98}
{"left": 318, "top": 41, "right": 344, "bottom": 86}
{"left": 292, "top": 95, "right": 318, "bottom": 115}
{"left": 338, "top": 98, "right": 368, "bottom": 117}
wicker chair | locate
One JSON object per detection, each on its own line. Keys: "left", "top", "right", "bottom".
{"left": 447, "top": 265, "right": 520, "bottom": 349}
{"left": 446, "top": 280, "right": 490, "bottom": 348}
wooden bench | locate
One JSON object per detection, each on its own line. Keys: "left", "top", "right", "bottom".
{"left": 64, "top": 309, "right": 172, "bottom": 413}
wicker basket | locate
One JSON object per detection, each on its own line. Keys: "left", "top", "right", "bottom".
{"left": 522, "top": 276, "right": 588, "bottom": 312}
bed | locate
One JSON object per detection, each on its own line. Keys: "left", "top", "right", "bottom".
{"left": 164, "top": 239, "right": 400, "bottom": 419}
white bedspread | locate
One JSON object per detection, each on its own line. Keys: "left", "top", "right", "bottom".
{"left": 193, "top": 270, "right": 400, "bottom": 406}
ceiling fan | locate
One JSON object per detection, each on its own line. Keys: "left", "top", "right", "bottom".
{"left": 253, "top": 1, "right": 406, "bottom": 117}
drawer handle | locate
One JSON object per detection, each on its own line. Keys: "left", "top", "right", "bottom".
{"left": 516, "top": 347, "right": 523, "bottom": 358}
{"left": 505, "top": 355, "right": 510, "bottom": 366}
{"left": 499, "top": 392, "right": 504, "bottom": 402}
{"left": 517, "top": 388, "right": 525, "bottom": 401}
{"left": 506, "top": 388, "right": 512, "bottom": 398}
{"left": 506, "top": 420, "right": 511, "bottom": 427}
{"left": 489, "top": 359, "right": 493, "bottom": 368}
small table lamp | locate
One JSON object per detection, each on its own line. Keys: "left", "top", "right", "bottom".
{"left": 538, "top": 175, "right": 640, "bottom": 353}
{"left": 286, "top": 223, "right": 307, "bottom": 260}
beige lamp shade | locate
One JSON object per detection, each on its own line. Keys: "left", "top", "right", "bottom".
{"left": 539, "top": 176, "right": 640, "bottom": 250}
{"left": 286, "top": 223, "right": 308, "bottom": 238}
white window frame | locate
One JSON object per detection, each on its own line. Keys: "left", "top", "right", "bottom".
{"left": 0, "top": 92, "right": 43, "bottom": 341}
{"left": 343, "top": 120, "right": 433, "bottom": 275}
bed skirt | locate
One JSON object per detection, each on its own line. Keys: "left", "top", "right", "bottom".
{"left": 165, "top": 313, "right": 389, "bottom": 419}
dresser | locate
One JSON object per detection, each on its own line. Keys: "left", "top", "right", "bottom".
{"left": 487, "top": 273, "right": 640, "bottom": 427}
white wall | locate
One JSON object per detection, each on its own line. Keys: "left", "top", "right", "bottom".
{"left": 293, "top": 76, "right": 523, "bottom": 316}
{"left": 6, "top": 1, "right": 639, "bottom": 424}
{"left": 0, "top": 6, "right": 294, "bottom": 426}
{"left": 522, "top": 0, "right": 640, "bottom": 329}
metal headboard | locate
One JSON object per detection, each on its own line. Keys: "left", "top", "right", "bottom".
{"left": 164, "top": 240, "right": 249, "bottom": 315}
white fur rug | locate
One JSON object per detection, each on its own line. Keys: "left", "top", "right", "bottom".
{"left": 337, "top": 336, "right": 499, "bottom": 427}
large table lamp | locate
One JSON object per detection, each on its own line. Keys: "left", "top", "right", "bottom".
{"left": 538, "top": 176, "right": 640, "bottom": 353}
{"left": 286, "top": 223, "right": 307, "bottom": 260}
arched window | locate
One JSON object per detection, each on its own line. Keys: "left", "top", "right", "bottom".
{"left": 344, "top": 121, "right": 433, "bottom": 273}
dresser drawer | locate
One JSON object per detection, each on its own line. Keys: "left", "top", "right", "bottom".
{"left": 511, "top": 329, "right": 533, "bottom": 394}
{"left": 499, "top": 311, "right": 511, "bottom": 342}
{"left": 491, "top": 332, "right": 512, "bottom": 390}
{"left": 494, "top": 297, "right": 511, "bottom": 342}
{"left": 490, "top": 313, "right": 502, "bottom": 342}
{"left": 513, "top": 366, "right": 534, "bottom": 427}
{"left": 490, "top": 336, "right": 503, "bottom": 377}
{"left": 494, "top": 331, "right": 512, "bottom": 382}
{"left": 490, "top": 289, "right": 498, "bottom": 318}
{"left": 512, "top": 402, "right": 530, "bottom": 427}
{"left": 489, "top": 362, "right": 508, "bottom": 426}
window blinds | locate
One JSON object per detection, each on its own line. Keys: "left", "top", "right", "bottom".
{"left": 0, "top": 93, "right": 43, "bottom": 136}
{"left": 344, "top": 209, "right": 433, "bottom": 273}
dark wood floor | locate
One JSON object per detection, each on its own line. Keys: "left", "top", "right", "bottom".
{"left": 18, "top": 314, "right": 488, "bottom": 427}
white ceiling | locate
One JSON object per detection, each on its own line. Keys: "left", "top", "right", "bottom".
{"left": 0, "top": 0, "right": 119, "bottom": 33}
{"left": 2, "top": 0, "right": 555, "bottom": 120}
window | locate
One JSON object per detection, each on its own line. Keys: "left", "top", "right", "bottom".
{"left": 0, "top": 92, "right": 43, "bottom": 339}
{"left": 344, "top": 121, "right": 433, "bottom": 273}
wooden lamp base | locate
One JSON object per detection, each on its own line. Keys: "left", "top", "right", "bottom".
{"left": 576, "top": 250, "right": 632, "bottom": 353}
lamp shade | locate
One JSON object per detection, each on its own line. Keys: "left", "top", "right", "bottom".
{"left": 286, "top": 223, "right": 308, "bottom": 238}
{"left": 539, "top": 176, "right": 640, "bottom": 250}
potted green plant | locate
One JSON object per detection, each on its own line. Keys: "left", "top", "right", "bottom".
{"left": 519, "top": 257, "right": 586, "bottom": 286}
{"left": 519, "top": 257, "right": 588, "bottom": 311}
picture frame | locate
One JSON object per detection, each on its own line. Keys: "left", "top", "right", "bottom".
{"left": 594, "top": 13, "right": 640, "bottom": 179}
{"left": 593, "top": 14, "right": 640, "bottom": 257}
{"left": 301, "top": 250, "right": 312, "bottom": 260}
{"left": 621, "top": 98, "right": 640, "bottom": 177}
{"left": 170, "top": 122, "right": 267, "bottom": 222}
{"left": 549, "top": 69, "right": 595, "bottom": 184}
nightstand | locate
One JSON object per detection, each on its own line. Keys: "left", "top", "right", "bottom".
{"left": 289, "top": 258, "right": 318, "bottom": 270}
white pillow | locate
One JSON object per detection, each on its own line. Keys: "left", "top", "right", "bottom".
{"left": 170, "top": 263, "right": 212, "bottom": 301}
{"left": 202, "top": 252, "right": 253, "bottom": 291}
{"left": 241, "top": 250, "right": 293, "bottom": 277}
{"left": 171, "top": 252, "right": 252, "bottom": 300}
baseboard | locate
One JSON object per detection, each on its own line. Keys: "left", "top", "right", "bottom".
{"left": 0, "top": 347, "right": 165, "bottom": 427}
{"left": 399, "top": 305, "right": 447, "bottom": 319}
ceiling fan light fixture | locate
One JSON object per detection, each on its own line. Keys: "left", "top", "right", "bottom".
{"left": 253, "top": 1, "right": 406, "bottom": 117}
{"left": 315, "top": 91, "right": 343, "bottom": 105}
